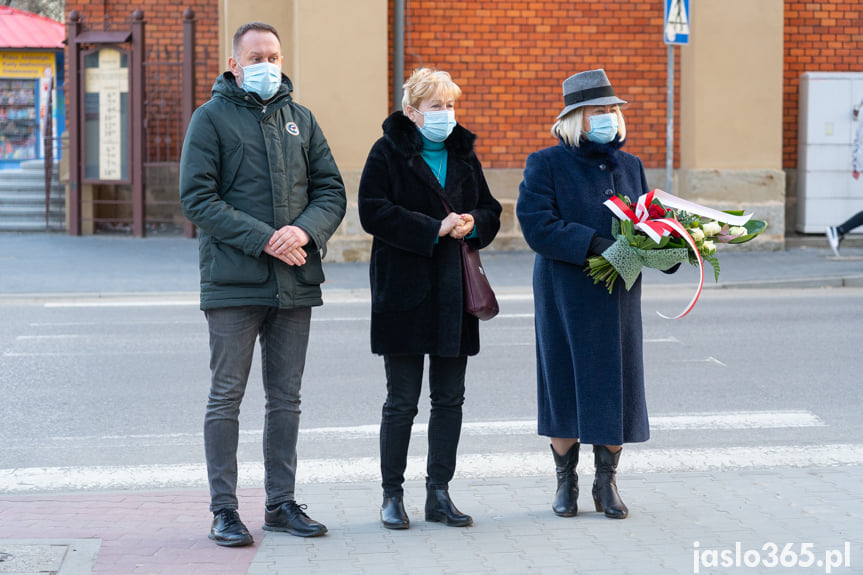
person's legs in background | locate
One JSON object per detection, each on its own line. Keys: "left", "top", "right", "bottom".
{"left": 826, "top": 210, "right": 863, "bottom": 256}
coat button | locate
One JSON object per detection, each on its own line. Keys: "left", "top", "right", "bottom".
{"left": 604, "top": 189, "right": 613, "bottom": 196}
{"left": 599, "top": 164, "right": 607, "bottom": 170}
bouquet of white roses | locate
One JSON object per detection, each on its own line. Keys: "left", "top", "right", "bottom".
{"left": 585, "top": 189, "right": 767, "bottom": 318}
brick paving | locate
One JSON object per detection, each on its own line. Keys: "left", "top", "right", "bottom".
{"left": 1, "top": 467, "right": 861, "bottom": 574}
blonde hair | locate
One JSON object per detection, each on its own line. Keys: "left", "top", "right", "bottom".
{"left": 552, "top": 105, "right": 626, "bottom": 146}
{"left": 401, "top": 68, "right": 462, "bottom": 114}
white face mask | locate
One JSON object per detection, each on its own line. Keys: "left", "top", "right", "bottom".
{"left": 586, "top": 112, "right": 619, "bottom": 144}
{"left": 414, "top": 108, "right": 457, "bottom": 142}
{"left": 241, "top": 62, "right": 282, "bottom": 100}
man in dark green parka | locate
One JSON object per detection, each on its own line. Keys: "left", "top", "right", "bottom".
{"left": 179, "top": 21, "right": 345, "bottom": 547}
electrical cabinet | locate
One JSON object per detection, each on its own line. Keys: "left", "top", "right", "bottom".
{"left": 797, "top": 72, "right": 863, "bottom": 234}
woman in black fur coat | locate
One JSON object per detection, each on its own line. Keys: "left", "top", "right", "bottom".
{"left": 358, "top": 68, "right": 501, "bottom": 530}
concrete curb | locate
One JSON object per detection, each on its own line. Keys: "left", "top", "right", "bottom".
{"left": 3, "top": 276, "right": 863, "bottom": 304}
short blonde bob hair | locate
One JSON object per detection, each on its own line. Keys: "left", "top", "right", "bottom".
{"left": 552, "top": 105, "right": 626, "bottom": 147}
{"left": 401, "top": 68, "right": 462, "bottom": 114}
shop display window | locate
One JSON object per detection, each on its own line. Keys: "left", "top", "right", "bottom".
{"left": 0, "top": 79, "right": 38, "bottom": 161}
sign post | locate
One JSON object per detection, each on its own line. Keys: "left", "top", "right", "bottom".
{"left": 66, "top": 10, "right": 145, "bottom": 236}
{"left": 664, "top": 0, "right": 690, "bottom": 195}
{"left": 84, "top": 48, "right": 129, "bottom": 181}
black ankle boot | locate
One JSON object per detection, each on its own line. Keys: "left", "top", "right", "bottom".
{"left": 380, "top": 495, "right": 410, "bottom": 529}
{"left": 551, "top": 443, "right": 579, "bottom": 517}
{"left": 425, "top": 486, "right": 472, "bottom": 527}
{"left": 592, "top": 445, "right": 628, "bottom": 519}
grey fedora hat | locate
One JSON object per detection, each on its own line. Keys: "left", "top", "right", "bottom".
{"left": 557, "top": 68, "right": 627, "bottom": 119}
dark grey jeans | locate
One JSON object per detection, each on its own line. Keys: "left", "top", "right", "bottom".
{"left": 203, "top": 305, "right": 311, "bottom": 512}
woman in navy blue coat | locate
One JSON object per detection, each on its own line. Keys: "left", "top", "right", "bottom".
{"left": 517, "top": 69, "right": 650, "bottom": 520}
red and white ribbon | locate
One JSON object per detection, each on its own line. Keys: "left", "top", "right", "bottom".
{"left": 652, "top": 189, "right": 752, "bottom": 226}
{"left": 605, "top": 190, "right": 680, "bottom": 244}
{"left": 603, "top": 189, "right": 714, "bottom": 319}
{"left": 652, "top": 217, "right": 703, "bottom": 320}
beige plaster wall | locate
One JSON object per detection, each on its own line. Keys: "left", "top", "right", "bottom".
{"left": 217, "top": 0, "right": 388, "bottom": 261}
{"left": 219, "top": 0, "right": 295, "bottom": 75}
{"left": 680, "top": 0, "right": 784, "bottom": 170}
{"left": 291, "top": 0, "right": 388, "bottom": 172}
{"left": 218, "top": 0, "right": 387, "bottom": 172}
{"left": 678, "top": 0, "right": 786, "bottom": 248}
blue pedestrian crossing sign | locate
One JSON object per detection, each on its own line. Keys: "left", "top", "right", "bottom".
{"left": 664, "top": 0, "right": 690, "bottom": 45}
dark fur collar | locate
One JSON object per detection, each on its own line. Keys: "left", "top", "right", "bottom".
{"left": 382, "top": 111, "right": 476, "bottom": 159}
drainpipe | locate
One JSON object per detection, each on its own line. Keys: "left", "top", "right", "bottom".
{"left": 392, "top": 0, "right": 404, "bottom": 112}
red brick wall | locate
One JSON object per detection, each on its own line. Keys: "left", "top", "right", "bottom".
{"left": 67, "top": 0, "right": 219, "bottom": 106}
{"left": 390, "top": 0, "right": 680, "bottom": 170}
{"left": 783, "top": 0, "right": 863, "bottom": 169}
{"left": 62, "top": 1, "right": 863, "bottom": 172}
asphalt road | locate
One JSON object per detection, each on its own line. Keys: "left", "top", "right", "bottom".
{"left": 1, "top": 286, "right": 861, "bottom": 492}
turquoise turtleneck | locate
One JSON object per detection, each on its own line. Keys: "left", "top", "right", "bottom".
{"left": 418, "top": 131, "right": 477, "bottom": 244}
{"left": 420, "top": 133, "right": 448, "bottom": 187}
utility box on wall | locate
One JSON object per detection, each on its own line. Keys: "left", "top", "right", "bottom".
{"left": 797, "top": 72, "right": 863, "bottom": 234}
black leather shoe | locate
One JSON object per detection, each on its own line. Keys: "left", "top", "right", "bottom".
{"left": 209, "top": 508, "right": 254, "bottom": 547}
{"left": 381, "top": 495, "right": 410, "bottom": 529}
{"left": 263, "top": 500, "right": 328, "bottom": 537}
{"left": 425, "top": 487, "right": 472, "bottom": 527}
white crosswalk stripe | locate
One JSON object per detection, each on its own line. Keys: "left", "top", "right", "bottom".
{"left": 2, "top": 444, "right": 862, "bottom": 494}
{"left": 40, "top": 411, "right": 826, "bottom": 446}
{"left": 0, "top": 411, "right": 853, "bottom": 494}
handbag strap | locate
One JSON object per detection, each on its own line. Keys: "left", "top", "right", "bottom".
{"left": 435, "top": 189, "right": 453, "bottom": 215}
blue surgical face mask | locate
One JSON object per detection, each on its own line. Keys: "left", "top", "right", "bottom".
{"left": 241, "top": 62, "right": 282, "bottom": 101}
{"left": 415, "top": 109, "right": 457, "bottom": 142}
{"left": 586, "top": 112, "right": 619, "bottom": 144}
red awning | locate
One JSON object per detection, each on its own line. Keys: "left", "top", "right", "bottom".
{"left": 0, "top": 6, "right": 65, "bottom": 49}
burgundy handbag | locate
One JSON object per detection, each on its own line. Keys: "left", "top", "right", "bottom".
{"left": 459, "top": 238, "right": 499, "bottom": 320}
{"left": 437, "top": 194, "right": 499, "bottom": 321}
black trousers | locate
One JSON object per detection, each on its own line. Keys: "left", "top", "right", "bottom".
{"left": 379, "top": 354, "right": 467, "bottom": 496}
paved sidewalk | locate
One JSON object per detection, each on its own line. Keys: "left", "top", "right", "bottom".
{"left": 1, "top": 232, "right": 862, "bottom": 574}
{"left": 1, "top": 468, "right": 861, "bottom": 574}
{"left": 2, "top": 232, "right": 863, "bottom": 297}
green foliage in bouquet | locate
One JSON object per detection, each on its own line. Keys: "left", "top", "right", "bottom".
{"left": 586, "top": 219, "right": 690, "bottom": 293}
{"left": 585, "top": 195, "right": 768, "bottom": 294}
